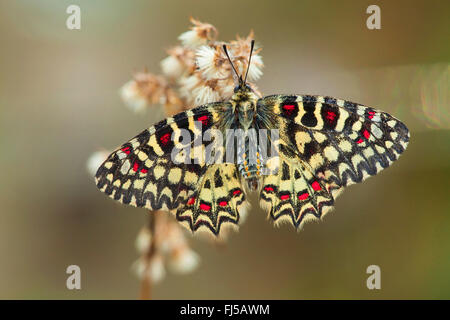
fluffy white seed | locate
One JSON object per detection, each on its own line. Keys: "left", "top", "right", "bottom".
{"left": 168, "top": 248, "right": 200, "bottom": 274}
{"left": 160, "top": 55, "right": 185, "bottom": 79}
{"left": 119, "top": 80, "right": 148, "bottom": 113}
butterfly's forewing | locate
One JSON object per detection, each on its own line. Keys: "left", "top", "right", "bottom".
{"left": 257, "top": 94, "right": 410, "bottom": 229}
{"left": 95, "top": 102, "right": 248, "bottom": 237}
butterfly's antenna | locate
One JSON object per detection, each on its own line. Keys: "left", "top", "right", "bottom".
{"left": 243, "top": 40, "right": 255, "bottom": 84}
{"left": 223, "top": 44, "right": 242, "bottom": 84}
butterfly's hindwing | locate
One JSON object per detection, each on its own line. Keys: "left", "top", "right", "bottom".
{"left": 260, "top": 157, "right": 335, "bottom": 228}
{"left": 176, "top": 164, "right": 247, "bottom": 236}
{"left": 257, "top": 94, "right": 409, "bottom": 229}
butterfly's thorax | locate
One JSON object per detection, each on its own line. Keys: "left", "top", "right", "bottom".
{"left": 230, "top": 86, "right": 258, "bottom": 130}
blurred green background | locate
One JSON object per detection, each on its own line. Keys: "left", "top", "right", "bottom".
{"left": 0, "top": 0, "right": 449, "bottom": 299}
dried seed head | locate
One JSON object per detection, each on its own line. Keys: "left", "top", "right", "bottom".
{"left": 119, "top": 73, "right": 165, "bottom": 113}
{"left": 160, "top": 55, "right": 185, "bottom": 80}
{"left": 135, "top": 226, "right": 152, "bottom": 254}
{"left": 148, "top": 255, "right": 166, "bottom": 283}
{"left": 132, "top": 213, "right": 200, "bottom": 283}
{"left": 119, "top": 79, "right": 150, "bottom": 113}
{"left": 120, "top": 71, "right": 186, "bottom": 115}
{"left": 161, "top": 46, "right": 195, "bottom": 80}
{"left": 178, "top": 17, "right": 218, "bottom": 48}
{"left": 196, "top": 45, "right": 227, "bottom": 80}
{"left": 193, "top": 82, "right": 222, "bottom": 106}
{"left": 118, "top": 19, "right": 264, "bottom": 115}
{"left": 168, "top": 248, "right": 200, "bottom": 274}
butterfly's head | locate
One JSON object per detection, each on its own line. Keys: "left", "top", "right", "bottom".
{"left": 232, "top": 87, "right": 258, "bottom": 129}
{"left": 233, "top": 81, "right": 253, "bottom": 94}
{"left": 224, "top": 40, "right": 258, "bottom": 129}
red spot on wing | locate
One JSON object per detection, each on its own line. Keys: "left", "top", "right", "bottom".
{"left": 298, "top": 192, "right": 309, "bottom": 200}
{"left": 368, "top": 111, "right": 375, "bottom": 119}
{"left": 363, "top": 129, "right": 370, "bottom": 139}
{"left": 356, "top": 138, "right": 364, "bottom": 144}
{"left": 160, "top": 133, "right": 171, "bottom": 145}
{"left": 219, "top": 201, "right": 228, "bottom": 207}
{"left": 140, "top": 168, "right": 148, "bottom": 174}
{"left": 264, "top": 186, "right": 274, "bottom": 192}
{"left": 200, "top": 203, "right": 211, "bottom": 211}
{"left": 312, "top": 181, "right": 321, "bottom": 191}
{"left": 283, "top": 104, "right": 295, "bottom": 110}
{"left": 233, "top": 189, "right": 242, "bottom": 196}
{"left": 187, "top": 197, "right": 196, "bottom": 205}
{"left": 280, "top": 194, "right": 290, "bottom": 201}
{"left": 198, "top": 115, "right": 209, "bottom": 126}
{"left": 121, "top": 147, "right": 131, "bottom": 155}
{"left": 282, "top": 104, "right": 296, "bottom": 116}
{"left": 325, "top": 111, "right": 336, "bottom": 121}
{"left": 132, "top": 162, "right": 139, "bottom": 172}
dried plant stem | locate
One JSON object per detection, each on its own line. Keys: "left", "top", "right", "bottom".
{"left": 139, "top": 273, "right": 152, "bottom": 300}
{"left": 139, "top": 212, "right": 158, "bottom": 300}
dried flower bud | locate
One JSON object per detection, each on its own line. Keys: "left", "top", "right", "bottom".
{"left": 178, "top": 17, "right": 217, "bottom": 48}
{"left": 120, "top": 72, "right": 184, "bottom": 114}
{"left": 148, "top": 255, "right": 166, "bottom": 283}
{"left": 193, "top": 83, "right": 222, "bottom": 106}
{"left": 160, "top": 55, "right": 185, "bottom": 80}
{"left": 118, "top": 19, "right": 263, "bottom": 117}
{"left": 120, "top": 69, "right": 188, "bottom": 116}
{"left": 133, "top": 254, "right": 166, "bottom": 284}
{"left": 196, "top": 45, "right": 226, "bottom": 80}
{"left": 135, "top": 226, "right": 152, "bottom": 254}
{"left": 168, "top": 248, "right": 200, "bottom": 274}
{"left": 161, "top": 46, "right": 196, "bottom": 80}
{"left": 133, "top": 214, "right": 200, "bottom": 284}
{"left": 119, "top": 80, "right": 149, "bottom": 113}
{"left": 178, "top": 74, "right": 202, "bottom": 105}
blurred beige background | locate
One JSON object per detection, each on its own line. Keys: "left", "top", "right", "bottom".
{"left": 0, "top": 0, "right": 449, "bottom": 299}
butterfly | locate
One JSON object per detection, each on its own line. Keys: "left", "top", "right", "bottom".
{"left": 95, "top": 40, "right": 410, "bottom": 238}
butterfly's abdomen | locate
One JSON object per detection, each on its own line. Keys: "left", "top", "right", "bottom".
{"left": 238, "top": 152, "right": 262, "bottom": 176}
{"left": 237, "top": 145, "right": 264, "bottom": 191}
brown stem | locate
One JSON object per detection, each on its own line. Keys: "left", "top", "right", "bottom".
{"left": 139, "top": 274, "right": 152, "bottom": 300}
{"left": 139, "top": 212, "right": 158, "bottom": 300}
